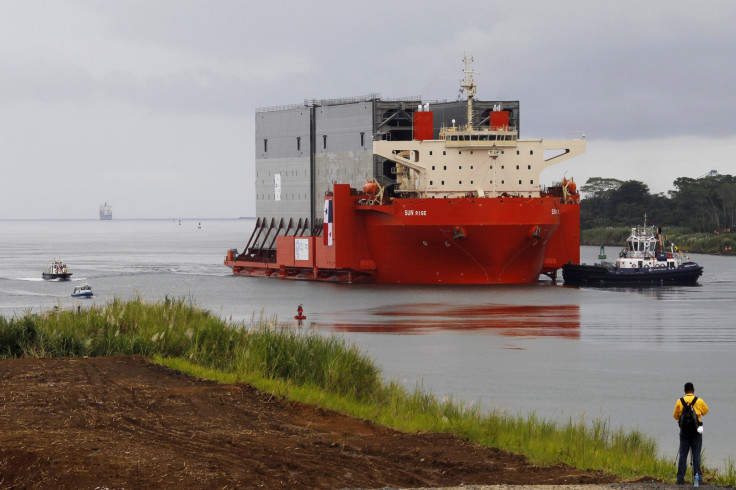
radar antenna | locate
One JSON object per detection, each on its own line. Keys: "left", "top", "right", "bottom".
{"left": 461, "top": 54, "right": 478, "bottom": 130}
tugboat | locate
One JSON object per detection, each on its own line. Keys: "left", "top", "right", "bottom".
{"left": 71, "top": 283, "right": 94, "bottom": 298}
{"left": 562, "top": 219, "right": 703, "bottom": 286}
{"left": 42, "top": 259, "right": 73, "bottom": 280}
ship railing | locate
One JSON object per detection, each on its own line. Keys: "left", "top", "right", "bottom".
{"left": 397, "top": 189, "right": 544, "bottom": 199}
{"left": 258, "top": 95, "right": 446, "bottom": 113}
{"left": 440, "top": 129, "right": 519, "bottom": 147}
{"left": 440, "top": 125, "right": 518, "bottom": 135}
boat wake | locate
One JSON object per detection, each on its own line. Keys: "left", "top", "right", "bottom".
{"left": 0, "top": 288, "right": 61, "bottom": 298}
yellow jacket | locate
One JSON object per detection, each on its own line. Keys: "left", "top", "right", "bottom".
{"left": 673, "top": 393, "right": 709, "bottom": 423}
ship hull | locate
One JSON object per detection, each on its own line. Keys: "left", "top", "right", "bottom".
{"left": 226, "top": 184, "right": 580, "bottom": 285}
{"left": 361, "top": 199, "right": 563, "bottom": 284}
{"left": 562, "top": 262, "right": 703, "bottom": 286}
{"left": 42, "top": 272, "right": 73, "bottom": 280}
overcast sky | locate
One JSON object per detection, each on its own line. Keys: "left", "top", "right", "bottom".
{"left": 2, "top": 0, "right": 735, "bottom": 219}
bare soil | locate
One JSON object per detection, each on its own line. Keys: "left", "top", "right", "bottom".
{"left": 0, "top": 356, "right": 634, "bottom": 489}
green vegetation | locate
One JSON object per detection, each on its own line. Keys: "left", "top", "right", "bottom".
{"left": 579, "top": 174, "right": 736, "bottom": 254}
{"left": 580, "top": 173, "right": 736, "bottom": 233}
{"left": 2, "top": 298, "right": 735, "bottom": 486}
{"left": 580, "top": 226, "right": 736, "bottom": 255}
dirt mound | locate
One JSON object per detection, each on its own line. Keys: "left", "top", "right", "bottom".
{"left": 0, "top": 356, "right": 619, "bottom": 489}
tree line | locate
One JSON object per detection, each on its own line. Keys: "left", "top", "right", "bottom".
{"left": 579, "top": 173, "right": 736, "bottom": 233}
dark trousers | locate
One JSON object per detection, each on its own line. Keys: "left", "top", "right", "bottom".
{"left": 677, "top": 430, "right": 703, "bottom": 482}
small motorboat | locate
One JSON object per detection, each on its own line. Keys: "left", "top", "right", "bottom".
{"left": 562, "top": 219, "right": 703, "bottom": 286}
{"left": 42, "top": 259, "right": 73, "bottom": 280}
{"left": 71, "top": 284, "right": 93, "bottom": 298}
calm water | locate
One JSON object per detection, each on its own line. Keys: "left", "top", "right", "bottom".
{"left": 1, "top": 219, "right": 734, "bottom": 468}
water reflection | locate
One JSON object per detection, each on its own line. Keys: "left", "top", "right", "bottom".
{"left": 563, "top": 284, "right": 702, "bottom": 300}
{"left": 314, "top": 303, "right": 580, "bottom": 339}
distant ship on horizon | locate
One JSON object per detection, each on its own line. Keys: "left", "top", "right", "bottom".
{"left": 99, "top": 202, "right": 112, "bottom": 220}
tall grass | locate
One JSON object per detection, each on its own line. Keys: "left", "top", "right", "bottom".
{"left": 0, "top": 297, "right": 379, "bottom": 399}
{"left": 1, "top": 298, "right": 734, "bottom": 486}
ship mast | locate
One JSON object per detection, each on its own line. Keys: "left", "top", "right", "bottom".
{"left": 461, "top": 54, "right": 477, "bottom": 131}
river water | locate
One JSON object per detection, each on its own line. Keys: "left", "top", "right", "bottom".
{"left": 1, "top": 218, "right": 733, "bottom": 468}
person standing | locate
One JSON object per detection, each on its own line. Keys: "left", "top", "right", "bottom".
{"left": 673, "top": 382, "right": 709, "bottom": 484}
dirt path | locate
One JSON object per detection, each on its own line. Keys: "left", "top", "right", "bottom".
{"left": 1, "top": 356, "right": 634, "bottom": 488}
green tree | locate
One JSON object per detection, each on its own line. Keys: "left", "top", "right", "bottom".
{"left": 581, "top": 173, "right": 736, "bottom": 233}
{"left": 579, "top": 177, "right": 624, "bottom": 198}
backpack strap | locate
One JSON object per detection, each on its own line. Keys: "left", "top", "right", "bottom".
{"left": 681, "top": 396, "right": 698, "bottom": 407}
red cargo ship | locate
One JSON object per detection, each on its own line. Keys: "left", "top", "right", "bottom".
{"left": 225, "top": 56, "right": 585, "bottom": 284}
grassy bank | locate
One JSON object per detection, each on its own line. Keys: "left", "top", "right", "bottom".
{"left": 581, "top": 227, "right": 736, "bottom": 255}
{"left": 1, "top": 298, "right": 733, "bottom": 485}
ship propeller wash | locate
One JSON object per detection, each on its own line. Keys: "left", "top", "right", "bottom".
{"left": 226, "top": 56, "right": 586, "bottom": 284}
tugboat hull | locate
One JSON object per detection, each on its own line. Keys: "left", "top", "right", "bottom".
{"left": 42, "top": 272, "right": 73, "bottom": 280}
{"left": 562, "top": 262, "right": 703, "bottom": 286}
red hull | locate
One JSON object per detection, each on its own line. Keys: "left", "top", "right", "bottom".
{"left": 225, "top": 184, "right": 580, "bottom": 284}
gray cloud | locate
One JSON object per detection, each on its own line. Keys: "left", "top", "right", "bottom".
{"left": 1, "top": 0, "right": 735, "bottom": 218}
